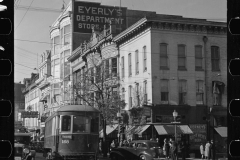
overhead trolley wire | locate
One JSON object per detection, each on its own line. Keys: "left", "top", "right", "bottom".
{"left": 15, "top": 0, "right": 35, "bottom": 30}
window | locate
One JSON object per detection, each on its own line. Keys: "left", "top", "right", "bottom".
{"left": 73, "top": 116, "right": 90, "bottom": 133}
{"left": 53, "top": 36, "right": 60, "bottom": 55}
{"left": 160, "top": 43, "right": 168, "bottom": 69}
{"left": 128, "top": 53, "right": 132, "bottom": 76}
{"left": 178, "top": 45, "right": 186, "bottom": 70}
{"left": 135, "top": 50, "right": 139, "bottom": 74}
{"left": 122, "top": 88, "right": 125, "bottom": 101}
{"left": 179, "top": 80, "right": 187, "bottom": 105}
{"left": 211, "top": 46, "right": 220, "bottom": 71}
{"left": 129, "top": 86, "right": 132, "bottom": 108}
{"left": 96, "top": 65, "right": 101, "bottom": 83}
{"left": 61, "top": 25, "right": 70, "bottom": 46}
{"left": 213, "top": 81, "right": 224, "bottom": 106}
{"left": 196, "top": 80, "right": 204, "bottom": 105}
{"left": 135, "top": 83, "right": 140, "bottom": 106}
{"left": 121, "top": 57, "right": 124, "bottom": 78}
{"left": 90, "top": 116, "right": 99, "bottom": 133}
{"left": 64, "top": 50, "right": 70, "bottom": 77}
{"left": 51, "top": 83, "right": 61, "bottom": 103}
{"left": 143, "top": 46, "right": 147, "bottom": 72}
{"left": 61, "top": 115, "right": 71, "bottom": 132}
{"left": 112, "top": 58, "right": 117, "bottom": 77}
{"left": 52, "top": 58, "right": 60, "bottom": 78}
{"left": 143, "top": 81, "right": 147, "bottom": 104}
{"left": 105, "top": 59, "right": 110, "bottom": 79}
{"left": 195, "top": 45, "right": 203, "bottom": 70}
{"left": 161, "top": 80, "right": 169, "bottom": 103}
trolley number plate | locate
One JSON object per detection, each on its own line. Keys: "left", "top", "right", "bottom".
{"left": 62, "top": 140, "right": 69, "bottom": 144}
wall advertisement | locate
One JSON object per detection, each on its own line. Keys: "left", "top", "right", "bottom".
{"left": 189, "top": 124, "right": 207, "bottom": 150}
{"left": 73, "top": 1, "right": 127, "bottom": 33}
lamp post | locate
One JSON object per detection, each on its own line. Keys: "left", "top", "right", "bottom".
{"left": 117, "top": 112, "right": 122, "bottom": 143}
{"left": 173, "top": 110, "right": 178, "bottom": 142}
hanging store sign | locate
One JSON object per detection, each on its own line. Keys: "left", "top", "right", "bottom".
{"left": 73, "top": 1, "right": 127, "bottom": 33}
{"left": 21, "top": 111, "right": 38, "bottom": 118}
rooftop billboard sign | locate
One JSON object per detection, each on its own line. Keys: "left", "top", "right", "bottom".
{"left": 73, "top": 1, "right": 127, "bottom": 33}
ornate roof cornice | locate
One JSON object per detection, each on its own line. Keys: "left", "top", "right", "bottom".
{"left": 113, "top": 17, "right": 227, "bottom": 45}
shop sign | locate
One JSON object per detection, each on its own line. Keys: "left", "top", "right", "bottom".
{"left": 161, "top": 115, "right": 174, "bottom": 123}
{"left": 189, "top": 124, "right": 207, "bottom": 149}
{"left": 73, "top": 1, "right": 127, "bottom": 33}
{"left": 21, "top": 111, "right": 38, "bottom": 118}
{"left": 143, "top": 107, "right": 151, "bottom": 117}
{"left": 15, "top": 121, "right": 23, "bottom": 129}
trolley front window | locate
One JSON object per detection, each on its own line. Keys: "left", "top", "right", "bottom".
{"left": 73, "top": 116, "right": 90, "bottom": 133}
{"left": 61, "top": 115, "right": 71, "bottom": 132}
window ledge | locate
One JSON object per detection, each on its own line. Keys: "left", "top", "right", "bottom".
{"left": 212, "top": 70, "right": 221, "bottom": 72}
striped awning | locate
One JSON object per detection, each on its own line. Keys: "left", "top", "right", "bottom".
{"left": 99, "top": 124, "right": 118, "bottom": 138}
{"left": 154, "top": 125, "right": 193, "bottom": 135}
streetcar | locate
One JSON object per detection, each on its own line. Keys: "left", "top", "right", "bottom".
{"left": 43, "top": 105, "right": 100, "bottom": 160}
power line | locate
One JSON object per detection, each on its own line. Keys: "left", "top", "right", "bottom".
{"left": 15, "top": 5, "right": 62, "bottom": 13}
{"left": 15, "top": 0, "right": 35, "bottom": 30}
{"left": 15, "top": 62, "right": 36, "bottom": 70}
{"left": 15, "top": 45, "right": 41, "bottom": 56}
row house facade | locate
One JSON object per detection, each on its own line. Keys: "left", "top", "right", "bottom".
{"left": 22, "top": 73, "right": 40, "bottom": 133}
{"left": 47, "top": 0, "right": 163, "bottom": 114}
{"left": 113, "top": 17, "right": 227, "bottom": 152}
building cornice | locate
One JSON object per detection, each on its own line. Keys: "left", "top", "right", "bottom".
{"left": 113, "top": 17, "right": 227, "bottom": 45}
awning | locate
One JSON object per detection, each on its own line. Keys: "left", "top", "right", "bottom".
{"left": 154, "top": 125, "right": 193, "bottom": 135}
{"left": 135, "top": 125, "right": 150, "bottom": 136}
{"left": 99, "top": 124, "right": 118, "bottom": 138}
{"left": 214, "top": 127, "right": 227, "bottom": 137}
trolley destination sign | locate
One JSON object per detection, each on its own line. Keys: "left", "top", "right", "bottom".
{"left": 73, "top": 1, "right": 127, "bottom": 33}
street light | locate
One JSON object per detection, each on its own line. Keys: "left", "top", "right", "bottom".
{"left": 173, "top": 110, "right": 178, "bottom": 142}
{"left": 117, "top": 112, "right": 122, "bottom": 143}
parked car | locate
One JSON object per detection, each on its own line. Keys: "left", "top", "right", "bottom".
{"left": 110, "top": 140, "right": 163, "bottom": 160}
{"left": 14, "top": 143, "right": 36, "bottom": 160}
{"left": 14, "top": 143, "right": 24, "bottom": 160}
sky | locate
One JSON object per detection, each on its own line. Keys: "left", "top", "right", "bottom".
{"left": 14, "top": 0, "right": 227, "bottom": 83}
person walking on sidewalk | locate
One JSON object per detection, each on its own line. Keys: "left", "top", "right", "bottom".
{"left": 163, "top": 138, "right": 170, "bottom": 159}
{"left": 179, "top": 141, "right": 186, "bottom": 160}
{"left": 200, "top": 143, "right": 205, "bottom": 159}
{"left": 99, "top": 139, "right": 103, "bottom": 156}
{"left": 171, "top": 141, "right": 178, "bottom": 160}
{"left": 205, "top": 141, "right": 211, "bottom": 160}
{"left": 210, "top": 140, "right": 215, "bottom": 160}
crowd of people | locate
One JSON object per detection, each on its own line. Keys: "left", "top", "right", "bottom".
{"left": 200, "top": 140, "right": 215, "bottom": 160}
{"left": 98, "top": 138, "right": 215, "bottom": 160}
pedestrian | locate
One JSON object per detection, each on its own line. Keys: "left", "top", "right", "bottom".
{"left": 171, "top": 141, "right": 178, "bottom": 160}
{"left": 169, "top": 138, "right": 173, "bottom": 159}
{"left": 163, "top": 138, "right": 170, "bottom": 159}
{"left": 179, "top": 141, "right": 186, "bottom": 160}
{"left": 110, "top": 140, "right": 116, "bottom": 151}
{"left": 99, "top": 139, "right": 103, "bottom": 156}
{"left": 200, "top": 143, "right": 204, "bottom": 159}
{"left": 205, "top": 141, "right": 211, "bottom": 160}
{"left": 210, "top": 140, "right": 215, "bottom": 160}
